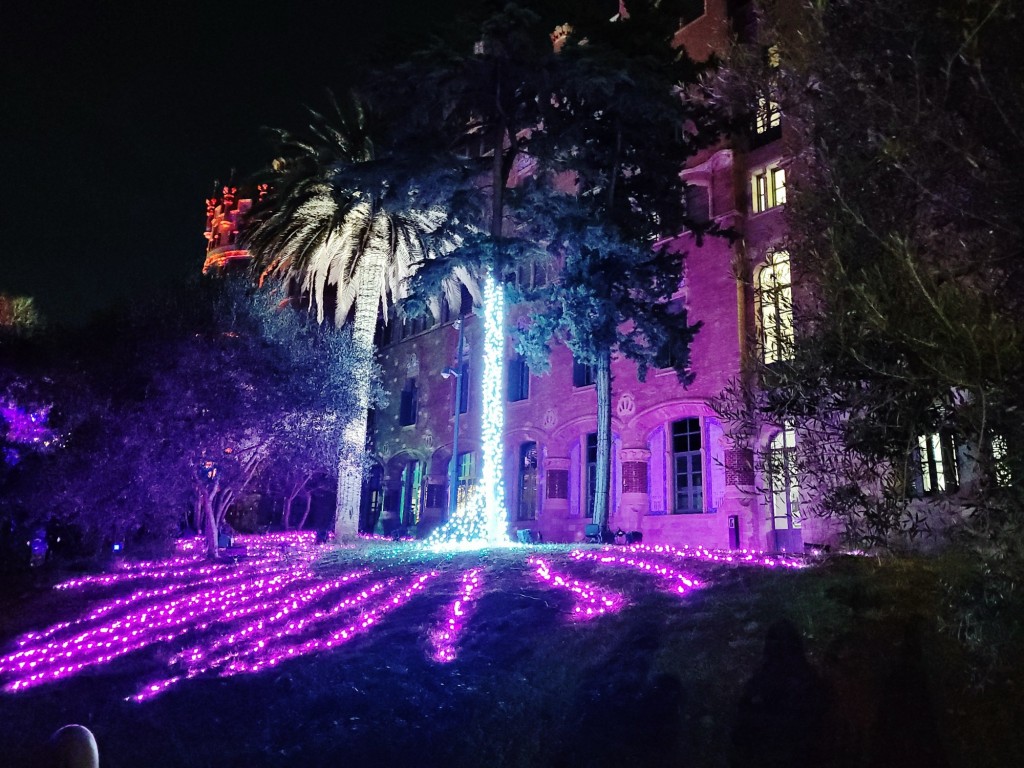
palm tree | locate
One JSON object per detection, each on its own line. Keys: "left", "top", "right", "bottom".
{"left": 246, "top": 95, "right": 476, "bottom": 541}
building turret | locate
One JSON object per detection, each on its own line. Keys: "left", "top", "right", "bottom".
{"left": 202, "top": 181, "right": 266, "bottom": 274}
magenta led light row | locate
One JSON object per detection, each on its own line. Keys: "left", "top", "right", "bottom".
{"left": 529, "top": 557, "right": 626, "bottom": 620}
{"left": 132, "top": 574, "right": 393, "bottom": 700}
{"left": 569, "top": 549, "right": 702, "bottom": 596}
{"left": 171, "top": 569, "right": 377, "bottom": 671}
{"left": 429, "top": 568, "right": 482, "bottom": 663}
{"left": 627, "top": 543, "right": 807, "bottom": 569}
{"left": 217, "top": 571, "right": 438, "bottom": 678}
{"left": 5, "top": 571, "right": 298, "bottom": 691}
{"left": 2, "top": 557, "right": 355, "bottom": 691}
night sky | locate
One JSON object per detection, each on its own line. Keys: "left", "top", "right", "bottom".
{"left": 1, "top": 0, "right": 480, "bottom": 326}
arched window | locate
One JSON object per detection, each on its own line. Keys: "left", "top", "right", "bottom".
{"left": 756, "top": 251, "right": 794, "bottom": 364}
{"left": 672, "top": 418, "right": 704, "bottom": 513}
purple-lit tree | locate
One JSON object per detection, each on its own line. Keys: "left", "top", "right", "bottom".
{"left": 1, "top": 279, "right": 366, "bottom": 561}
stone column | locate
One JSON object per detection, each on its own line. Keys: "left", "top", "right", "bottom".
{"left": 618, "top": 448, "right": 651, "bottom": 533}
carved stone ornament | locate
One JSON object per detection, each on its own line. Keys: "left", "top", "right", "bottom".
{"left": 616, "top": 392, "right": 636, "bottom": 418}
{"left": 542, "top": 408, "right": 558, "bottom": 430}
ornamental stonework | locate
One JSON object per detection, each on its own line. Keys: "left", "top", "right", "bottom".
{"left": 622, "top": 462, "right": 648, "bottom": 494}
{"left": 725, "top": 448, "right": 755, "bottom": 486}
{"left": 542, "top": 408, "right": 558, "bottom": 430}
{"left": 616, "top": 392, "right": 636, "bottom": 419}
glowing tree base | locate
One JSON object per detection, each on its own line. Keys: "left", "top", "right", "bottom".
{"left": 427, "top": 273, "right": 508, "bottom": 548}
{"left": 425, "top": 491, "right": 510, "bottom": 549}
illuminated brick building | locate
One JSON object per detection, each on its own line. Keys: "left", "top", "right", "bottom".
{"left": 206, "top": 1, "right": 838, "bottom": 552}
{"left": 369, "top": 0, "right": 836, "bottom": 552}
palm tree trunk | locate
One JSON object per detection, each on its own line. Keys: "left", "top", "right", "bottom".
{"left": 593, "top": 348, "right": 613, "bottom": 529}
{"left": 334, "top": 229, "right": 386, "bottom": 542}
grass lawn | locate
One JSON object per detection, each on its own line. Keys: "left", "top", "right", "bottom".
{"left": 0, "top": 536, "right": 1021, "bottom": 768}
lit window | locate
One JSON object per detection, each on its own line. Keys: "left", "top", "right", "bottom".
{"left": 755, "top": 94, "right": 781, "bottom": 135}
{"left": 756, "top": 251, "right": 794, "bottom": 364}
{"left": 992, "top": 435, "right": 1012, "bottom": 487}
{"left": 751, "top": 166, "right": 786, "bottom": 213}
{"left": 672, "top": 418, "right": 703, "bottom": 514}
{"left": 456, "top": 451, "right": 475, "bottom": 507}
{"left": 917, "top": 432, "right": 958, "bottom": 495}
{"left": 766, "top": 425, "right": 799, "bottom": 531}
{"left": 397, "top": 459, "right": 422, "bottom": 527}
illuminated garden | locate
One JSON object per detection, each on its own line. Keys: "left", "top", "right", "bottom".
{"left": 3, "top": 0, "right": 1024, "bottom": 765}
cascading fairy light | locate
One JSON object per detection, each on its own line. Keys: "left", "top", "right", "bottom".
{"left": 427, "top": 273, "right": 509, "bottom": 548}
{"left": 477, "top": 274, "right": 508, "bottom": 541}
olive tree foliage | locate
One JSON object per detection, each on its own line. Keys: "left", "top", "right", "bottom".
{"left": 709, "top": 0, "right": 1024, "bottom": 551}
{"left": 246, "top": 284, "right": 373, "bottom": 532}
{"left": 1, "top": 279, "right": 369, "bottom": 561}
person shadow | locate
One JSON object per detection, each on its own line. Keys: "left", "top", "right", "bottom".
{"left": 731, "top": 618, "right": 833, "bottom": 768}
{"left": 865, "top": 618, "right": 951, "bottom": 768}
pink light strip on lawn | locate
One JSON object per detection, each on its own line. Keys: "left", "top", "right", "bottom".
{"left": 529, "top": 557, "right": 625, "bottom": 620}
{"left": 131, "top": 571, "right": 438, "bottom": 701}
{"left": 171, "top": 570, "right": 376, "bottom": 671}
{"left": 569, "top": 549, "right": 702, "bottom": 596}
{"left": 428, "top": 568, "right": 482, "bottom": 663}
{"left": 626, "top": 543, "right": 807, "bottom": 569}
{"left": 2, "top": 562, "right": 350, "bottom": 691}
{"left": 218, "top": 571, "right": 439, "bottom": 677}
{"left": 131, "top": 575, "right": 392, "bottom": 701}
